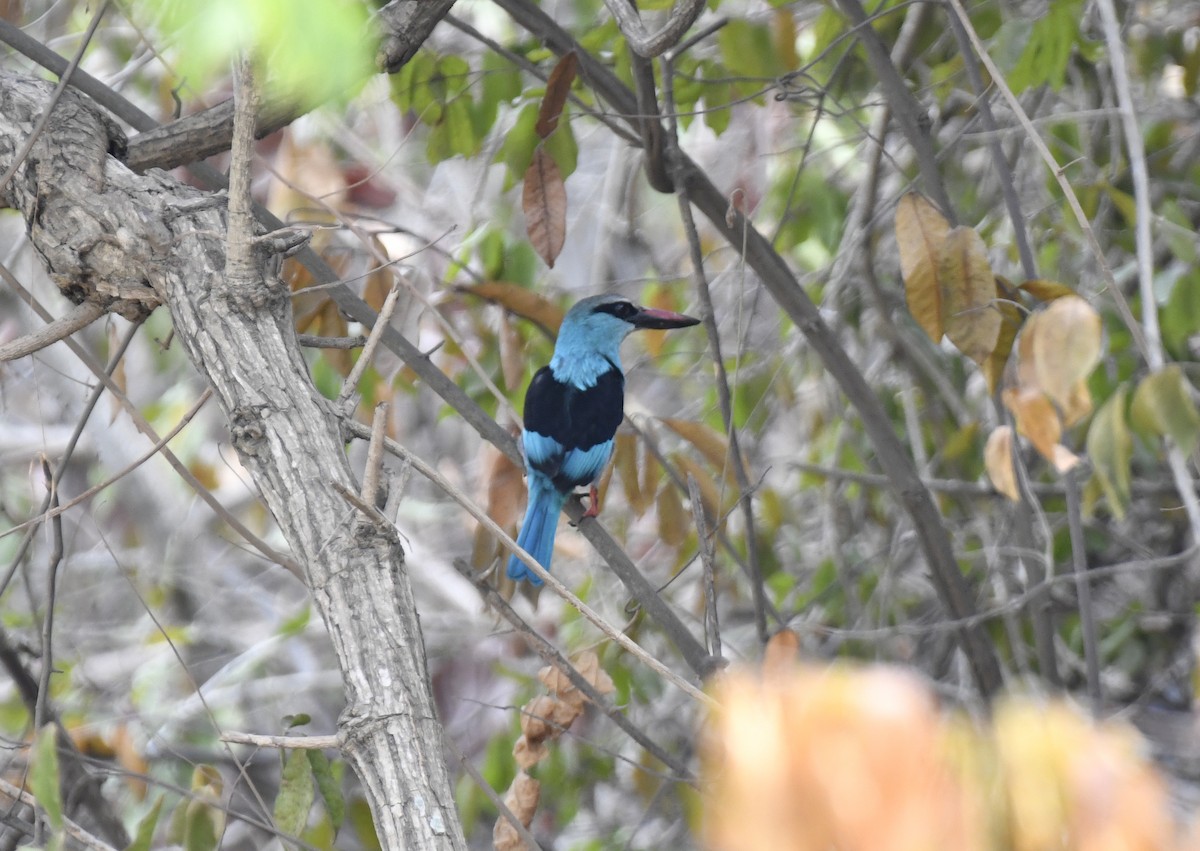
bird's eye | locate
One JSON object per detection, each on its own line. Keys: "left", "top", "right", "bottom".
{"left": 612, "top": 301, "right": 637, "bottom": 319}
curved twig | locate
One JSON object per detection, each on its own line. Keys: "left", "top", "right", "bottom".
{"left": 0, "top": 300, "right": 105, "bottom": 362}
{"left": 603, "top": 0, "right": 705, "bottom": 58}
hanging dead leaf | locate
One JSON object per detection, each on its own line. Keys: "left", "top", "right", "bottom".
{"left": 1019, "top": 279, "right": 1077, "bottom": 302}
{"left": 657, "top": 483, "right": 688, "bottom": 547}
{"left": 1029, "top": 295, "right": 1102, "bottom": 410}
{"left": 470, "top": 445, "right": 525, "bottom": 569}
{"left": 1003, "top": 387, "right": 1061, "bottom": 463}
{"left": 523, "top": 145, "right": 567, "bottom": 268}
{"left": 463, "top": 281, "right": 565, "bottom": 333}
{"left": 499, "top": 312, "right": 525, "bottom": 391}
{"left": 1061, "top": 379, "right": 1093, "bottom": 427}
{"left": 938, "top": 226, "right": 1001, "bottom": 365}
{"left": 895, "top": 193, "right": 951, "bottom": 342}
{"left": 614, "top": 433, "right": 649, "bottom": 516}
{"left": 1048, "top": 444, "right": 1081, "bottom": 473}
{"left": 641, "top": 447, "right": 662, "bottom": 505}
{"left": 662, "top": 418, "right": 740, "bottom": 484}
{"left": 984, "top": 426, "right": 1020, "bottom": 502}
{"left": 267, "top": 130, "right": 346, "bottom": 222}
{"left": 494, "top": 771, "right": 540, "bottom": 850}
{"left": 535, "top": 51, "right": 578, "bottom": 139}
{"left": 983, "top": 295, "right": 1024, "bottom": 395}
{"left": 675, "top": 454, "right": 722, "bottom": 518}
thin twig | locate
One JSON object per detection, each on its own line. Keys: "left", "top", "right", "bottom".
{"left": 687, "top": 475, "right": 721, "bottom": 659}
{"left": 662, "top": 50, "right": 768, "bottom": 646}
{"left": 361, "top": 402, "right": 388, "bottom": 509}
{"left": 943, "top": 0, "right": 1148, "bottom": 364}
{"left": 341, "top": 419, "right": 712, "bottom": 705}
{"left": 452, "top": 558, "right": 695, "bottom": 782}
{"left": 0, "top": 390, "right": 213, "bottom": 545}
{"left": 0, "top": 270, "right": 298, "bottom": 574}
{"left": 0, "top": 776, "right": 117, "bottom": 851}
{"left": 337, "top": 284, "right": 401, "bottom": 415}
{"left": 1063, "top": 468, "right": 1100, "bottom": 710}
{"left": 603, "top": 0, "right": 705, "bottom": 57}
{"left": 32, "top": 459, "right": 63, "bottom": 848}
{"left": 220, "top": 732, "right": 340, "bottom": 750}
{"left": 444, "top": 734, "right": 544, "bottom": 851}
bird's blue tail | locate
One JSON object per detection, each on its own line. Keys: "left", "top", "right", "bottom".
{"left": 507, "top": 478, "right": 567, "bottom": 585}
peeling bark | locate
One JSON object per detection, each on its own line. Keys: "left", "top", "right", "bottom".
{"left": 0, "top": 72, "right": 467, "bottom": 850}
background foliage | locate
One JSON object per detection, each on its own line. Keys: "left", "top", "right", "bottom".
{"left": 3, "top": 0, "right": 1200, "bottom": 847}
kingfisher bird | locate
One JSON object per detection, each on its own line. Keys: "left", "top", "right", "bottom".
{"left": 506, "top": 293, "right": 700, "bottom": 585}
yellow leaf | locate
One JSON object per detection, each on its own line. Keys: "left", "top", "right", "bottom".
{"left": 1029, "top": 295, "right": 1102, "bottom": 409}
{"left": 1061, "top": 379, "right": 1093, "bottom": 428}
{"left": 523, "top": 144, "right": 567, "bottom": 268}
{"left": 938, "top": 226, "right": 1001, "bottom": 365}
{"left": 895, "top": 193, "right": 950, "bottom": 342}
{"left": 984, "top": 426, "right": 1019, "bottom": 502}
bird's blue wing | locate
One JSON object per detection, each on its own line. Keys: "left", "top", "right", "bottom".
{"left": 522, "top": 365, "right": 624, "bottom": 492}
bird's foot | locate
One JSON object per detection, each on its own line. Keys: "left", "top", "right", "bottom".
{"left": 581, "top": 485, "right": 601, "bottom": 519}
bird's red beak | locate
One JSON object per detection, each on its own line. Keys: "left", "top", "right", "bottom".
{"left": 630, "top": 306, "right": 701, "bottom": 330}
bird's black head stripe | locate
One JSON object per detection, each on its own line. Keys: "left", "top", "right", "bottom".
{"left": 593, "top": 299, "right": 638, "bottom": 320}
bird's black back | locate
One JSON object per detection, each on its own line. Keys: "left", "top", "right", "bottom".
{"left": 523, "top": 365, "right": 624, "bottom": 488}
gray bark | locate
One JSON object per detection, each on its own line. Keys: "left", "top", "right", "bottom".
{"left": 0, "top": 72, "right": 467, "bottom": 850}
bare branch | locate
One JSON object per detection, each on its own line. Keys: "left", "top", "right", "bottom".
{"left": 0, "top": 300, "right": 105, "bottom": 362}
{"left": 602, "top": 0, "right": 705, "bottom": 58}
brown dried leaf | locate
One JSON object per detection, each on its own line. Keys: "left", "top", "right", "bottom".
{"left": 895, "top": 193, "right": 951, "bottom": 341}
{"left": 1019, "top": 278, "right": 1077, "bottom": 302}
{"left": 662, "top": 418, "right": 739, "bottom": 484}
{"left": 983, "top": 291, "right": 1024, "bottom": 394}
{"left": 520, "top": 695, "right": 558, "bottom": 742}
{"left": 470, "top": 446, "right": 525, "bottom": 569}
{"left": 463, "top": 281, "right": 565, "bottom": 333}
{"left": 1029, "top": 295, "right": 1102, "bottom": 410}
{"left": 984, "top": 426, "right": 1019, "bottom": 502}
{"left": 614, "top": 433, "right": 648, "bottom": 516}
{"left": 499, "top": 312, "right": 524, "bottom": 391}
{"left": 1003, "top": 387, "right": 1061, "bottom": 464}
{"left": 535, "top": 51, "right": 578, "bottom": 139}
{"left": 675, "top": 454, "right": 722, "bottom": 518}
{"left": 512, "top": 735, "right": 548, "bottom": 770}
{"left": 938, "top": 226, "right": 1001, "bottom": 365}
{"left": 523, "top": 145, "right": 567, "bottom": 268}
{"left": 657, "top": 483, "right": 688, "bottom": 547}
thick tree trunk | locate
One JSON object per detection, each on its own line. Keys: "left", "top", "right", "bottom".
{"left": 0, "top": 73, "right": 467, "bottom": 850}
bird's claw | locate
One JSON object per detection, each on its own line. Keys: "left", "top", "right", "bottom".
{"left": 581, "top": 485, "right": 601, "bottom": 519}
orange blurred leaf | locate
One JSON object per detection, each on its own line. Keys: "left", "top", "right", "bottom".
{"left": 895, "top": 193, "right": 950, "bottom": 342}
{"left": 471, "top": 446, "right": 525, "bottom": 569}
{"left": 523, "top": 145, "right": 567, "bottom": 268}
{"left": 535, "top": 51, "right": 577, "bottom": 139}
{"left": 983, "top": 293, "right": 1024, "bottom": 394}
{"left": 614, "top": 433, "right": 649, "bottom": 516}
{"left": 1003, "top": 387, "right": 1061, "bottom": 463}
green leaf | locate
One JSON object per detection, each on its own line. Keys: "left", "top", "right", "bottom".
{"left": 135, "top": 0, "right": 374, "bottom": 108}
{"left": 717, "top": 20, "right": 782, "bottom": 85}
{"left": 1086, "top": 387, "right": 1132, "bottom": 519}
{"left": 1162, "top": 270, "right": 1200, "bottom": 357}
{"left": 1131, "top": 365, "right": 1200, "bottom": 455}
{"left": 275, "top": 749, "right": 316, "bottom": 838}
{"left": 183, "top": 799, "right": 220, "bottom": 851}
{"left": 308, "top": 750, "right": 345, "bottom": 834}
{"left": 496, "top": 103, "right": 541, "bottom": 189}
{"left": 348, "top": 797, "right": 382, "bottom": 851}
{"left": 543, "top": 112, "right": 578, "bottom": 180}
{"left": 283, "top": 713, "right": 312, "bottom": 729}
{"left": 1004, "top": 0, "right": 1083, "bottom": 93}
{"left": 30, "top": 723, "right": 64, "bottom": 835}
{"left": 277, "top": 604, "right": 311, "bottom": 638}
{"left": 700, "top": 60, "right": 733, "bottom": 135}
{"left": 125, "top": 795, "right": 166, "bottom": 851}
